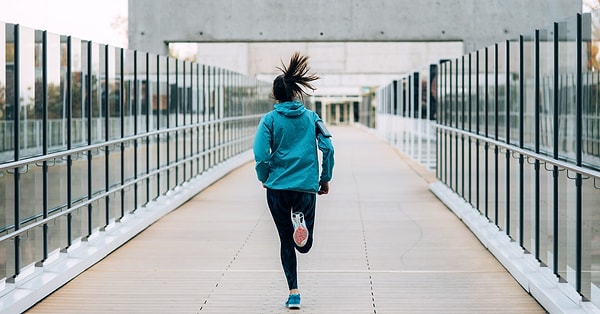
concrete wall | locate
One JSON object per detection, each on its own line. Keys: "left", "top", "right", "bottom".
{"left": 129, "top": 0, "right": 581, "bottom": 55}
{"left": 128, "top": 0, "right": 580, "bottom": 98}
{"left": 192, "top": 42, "right": 463, "bottom": 96}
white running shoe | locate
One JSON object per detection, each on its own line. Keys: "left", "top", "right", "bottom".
{"left": 292, "top": 212, "right": 308, "bottom": 247}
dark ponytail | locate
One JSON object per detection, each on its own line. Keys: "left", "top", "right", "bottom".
{"left": 272, "top": 52, "right": 320, "bottom": 102}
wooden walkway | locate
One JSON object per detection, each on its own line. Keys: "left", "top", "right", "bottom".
{"left": 25, "top": 126, "right": 545, "bottom": 313}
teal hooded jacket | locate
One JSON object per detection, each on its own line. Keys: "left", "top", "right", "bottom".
{"left": 253, "top": 101, "right": 334, "bottom": 193}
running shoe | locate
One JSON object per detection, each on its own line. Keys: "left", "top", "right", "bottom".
{"left": 292, "top": 212, "right": 308, "bottom": 247}
{"left": 285, "top": 293, "right": 301, "bottom": 309}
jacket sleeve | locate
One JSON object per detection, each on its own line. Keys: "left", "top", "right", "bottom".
{"left": 317, "top": 125, "right": 334, "bottom": 183}
{"left": 253, "top": 116, "right": 272, "bottom": 183}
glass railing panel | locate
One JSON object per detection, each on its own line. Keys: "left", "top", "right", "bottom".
{"left": 557, "top": 167, "right": 576, "bottom": 287}
{"left": 190, "top": 62, "right": 200, "bottom": 176}
{"left": 522, "top": 29, "right": 538, "bottom": 256}
{"left": 147, "top": 53, "right": 159, "bottom": 201}
{"left": 539, "top": 162, "right": 554, "bottom": 270}
{"left": 583, "top": 11, "right": 600, "bottom": 168}
{"left": 583, "top": 177, "right": 600, "bottom": 304}
{"left": 206, "top": 65, "right": 215, "bottom": 169}
{"left": 482, "top": 44, "right": 498, "bottom": 224}
{"left": 538, "top": 25, "right": 555, "bottom": 155}
{"left": 69, "top": 37, "right": 86, "bottom": 149}
{"left": 158, "top": 55, "right": 169, "bottom": 194}
{"left": 557, "top": 17, "right": 578, "bottom": 162}
{"left": 496, "top": 42, "right": 507, "bottom": 143}
{"left": 18, "top": 26, "right": 41, "bottom": 159}
{"left": 556, "top": 14, "right": 580, "bottom": 295}
{"left": 522, "top": 157, "right": 535, "bottom": 254}
{"left": 107, "top": 46, "right": 119, "bottom": 141}
{"left": 107, "top": 47, "right": 123, "bottom": 222}
{"left": 0, "top": 22, "right": 7, "bottom": 158}
{"left": 523, "top": 31, "right": 536, "bottom": 150}
{"left": 583, "top": 10, "right": 600, "bottom": 306}
{"left": 135, "top": 51, "right": 149, "bottom": 206}
{"left": 19, "top": 216, "right": 43, "bottom": 272}
{"left": 477, "top": 49, "right": 487, "bottom": 137}
{"left": 172, "top": 58, "right": 183, "bottom": 187}
{"left": 507, "top": 39, "right": 522, "bottom": 240}
{"left": 496, "top": 42, "right": 508, "bottom": 230}
{"left": 508, "top": 39, "right": 521, "bottom": 145}
{"left": 89, "top": 42, "right": 103, "bottom": 144}
{"left": 90, "top": 147, "right": 107, "bottom": 233}
{"left": 121, "top": 50, "right": 135, "bottom": 214}
{"left": 3, "top": 24, "right": 15, "bottom": 161}
{"left": 476, "top": 139, "right": 486, "bottom": 217}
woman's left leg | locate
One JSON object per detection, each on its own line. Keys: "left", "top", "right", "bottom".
{"left": 267, "top": 189, "right": 299, "bottom": 290}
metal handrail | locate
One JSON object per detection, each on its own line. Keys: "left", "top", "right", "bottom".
{"left": 435, "top": 123, "right": 600, "bottom": 180}
{"left": 0, "top": 131, "right": 257, "bottom": 243}
{"left": 0, "top": 114, "right": 263, "bottom": 171}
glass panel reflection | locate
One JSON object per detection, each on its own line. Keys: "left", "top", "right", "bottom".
{"left": 19, "top": 26, "right": 41, "bottom": 159}
{"left": 557, "top": 15, "right": 580, "bottom": 295}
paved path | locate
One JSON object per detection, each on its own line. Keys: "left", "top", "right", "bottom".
{"left": 26, "top": 126, "right": 544, "bottom": 313}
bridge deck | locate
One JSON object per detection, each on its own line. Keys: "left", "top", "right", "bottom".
{"left": 26, "top": 126, "right": 544, "bottom": 313}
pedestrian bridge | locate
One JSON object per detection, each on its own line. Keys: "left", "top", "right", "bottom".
{"left": 3, "top": 9, "right": 600, "bottom": 314}
{"left": 23, "top": 126, "right": 545, "bottom": 313}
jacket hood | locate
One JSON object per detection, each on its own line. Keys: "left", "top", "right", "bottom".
{"left": 274, "top": 101, "right": 306, "bottom": 117}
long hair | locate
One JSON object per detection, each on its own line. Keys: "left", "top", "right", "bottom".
{"left": 272, "top": 52, "right": 320, "bottom": 102}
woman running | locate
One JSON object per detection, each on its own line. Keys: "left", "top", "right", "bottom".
{"left": 253, "top": 52, "right": 335, "bottom": 309}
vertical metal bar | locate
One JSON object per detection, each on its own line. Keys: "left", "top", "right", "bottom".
{"left": 441, "top": 66, "right": 445, "bottom": 183}
{"left": 155, "top": 55, "right": 160, "bottom": 199}
{"left": 446, "top": 65, "right": 450, "bottom": 187}
{"left": 66, "top": 36, "right": 73, "bottom": 241}
{"left": 174, "top": 60, "right": 179, "bottom": 187}
{"left": 175, "top": 60, "right": 180, "bottom": 185}
{"left": 145, "top": 53, "right": 150, "bottom": 204}
{"left": 86, "top": 40, "right": 92, "bottom": 239}
{"left": 535, "top": 29, "right": 541, "bottom": 260}
{"left": 42, "top": 31, "right": 49, "bottom": 261}
{"left": 42, "top": 30, "right": 49, "bottom": 261}
{"left": 166, "top": 58, "right": 170, "bottom": 191}
{"left": 455, "top": 59, "right": 459, "bottom": 193}
{"left": 485, "top": 47, "right": 489, "bottom": 219}
{"left": 133, "top": 50, "right": 138, "bottom": 211}
{"left": 575, "top": 13, "right": 583, "bottom": 293}
{"left": 223, "top": 69, "right": 228, "bottom": 160}
{"left": 218, "top": 68, "right": 222, "bottom": 164}
{"left": 476, "top": 51, "right": 480, "bottom": 211}
{"left": 211, "top": 66, "right": 215, "bottom": 168}
{"left": 104, "top": 44, "right": 110, "bottom": 229}
{"left": 183, "top": 61, "right": 187, "bottom": 181}
{"left": 449, "top": 61, "right": 453, "bottom": 190}
{"left": 468, "top": 53, "right": 472, "bottom": 205}
{"left": 506, "top": 40, "right": 511, "bottom": 235}
{"left": 461, "top": 56, "right": 465, "bottom": 198}
{"left": 494, "top": 43, "right": 499, "bottom": 225}
{"left": 119, "top": 48, "right": 125, "bottom": 220}
{"left": 196, "top": 63, "right": 201, "bottom": 175}
{"left": 437, "top": 63, "right": 442, "bottom": 181}
{"left": 519, "top": 35, "right": 525, "bottom": 247}
{"left": 13, "top": 24, "right": 21, "bottom": 277}
{"left": 553, "top": 22, "right": 559, "bottom": 275}
{"left": 202, "top": 65, "right": 207, "bottom": 173}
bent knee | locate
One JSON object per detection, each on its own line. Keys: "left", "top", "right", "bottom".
{"left": 296, "top": 243, "right": 313, "bottom": 254}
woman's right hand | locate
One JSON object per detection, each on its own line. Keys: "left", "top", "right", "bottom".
{"left": 318, "top": 181, "right": 329, "bottom": 195}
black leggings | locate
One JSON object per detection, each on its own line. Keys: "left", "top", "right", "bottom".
{"left": 266, "top": 189, "right": 316, "bottom": 290}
